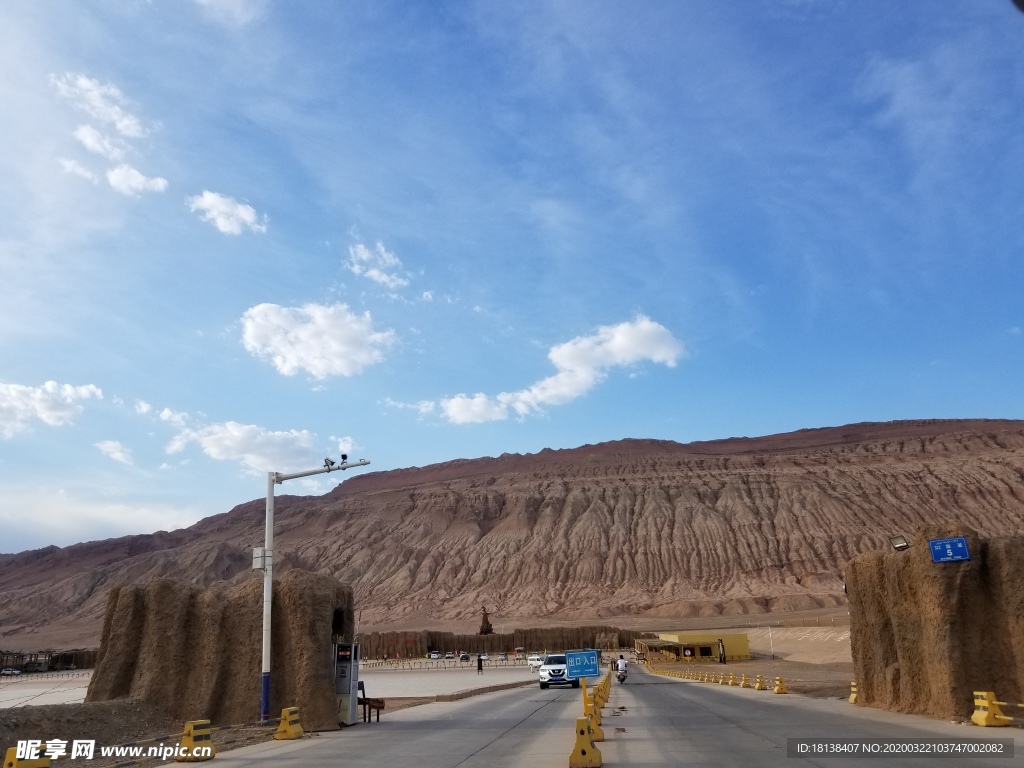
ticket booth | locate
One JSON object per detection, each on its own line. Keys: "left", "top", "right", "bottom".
{"left": 335, "top": 643, "right": 360, "bottom": 726}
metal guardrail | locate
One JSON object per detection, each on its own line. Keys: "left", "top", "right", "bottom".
{"left": 361, "top": 658, "right": 530, "bottom": 670}
{"left": 1, "top": 671, "right": 91, "bottom": 683}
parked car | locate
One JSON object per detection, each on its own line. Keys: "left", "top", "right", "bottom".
{"left": 527, "top": 653, "right": 544, "bottom": 671}
{"left": 459, "top": 652, "right": 470, "bottom": 662}
{"left": 497, "top": 652, "right": 508, "bottom": 661}
{"left": 479, "top": 653, "right": 489, "bottom": 661}
{"left": 444, "top": 651, "right": 455, "bottom": 659}
{"left": 1, "top": 668, "right": 21, "bottom": 676}
{"left": 429, "top": 652, "right": 440, "bottom": 660}
{"left": 538, "top": 653, "right": 577, "bottom": 689}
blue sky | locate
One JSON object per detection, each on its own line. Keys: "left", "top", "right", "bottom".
{"left": 2, "top": 0, "right": 1022, "bottom": 554}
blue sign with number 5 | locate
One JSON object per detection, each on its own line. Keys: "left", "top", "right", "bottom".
{"left": 929, "top": 536, "right": 970, "bottom": 563}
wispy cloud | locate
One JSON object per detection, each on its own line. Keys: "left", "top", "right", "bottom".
{"left": 241, "top": 302, "right": 395, "bottom": 379}
{"left": 438, "top": 316, "right": 683, "bottom": 424}
{"left": 57, "top": 158, "right": 98, "bottom": 183}
{"left": 858, "top": 41, "right": 996, "bottom": 181}
{"left": 107, "top": 164, "right": 168, "bottom": 196}
{"left": 187, "top": 190, "right": 267, "bottom": 234}
{"left": 73, "top": 124, "right": 126, "bottom": 161}
{"left": 383, "top": 397, "right": 436, "bottom": 416}
{"left": 0, "top": 381, "right": 103, "bottom": 438}
{"left": 346, "top": 241, "right": 410, "bottom": 289}
{"left": 192, "top": 0, "right": 266, "bottom": 27}
{"left": 95, "top": 439, "right": 133, "bottom": 465}
{"left": 50, "top": 72, "right": 145, "bottom": 138}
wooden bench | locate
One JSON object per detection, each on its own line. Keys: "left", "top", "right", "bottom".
{"left": 358, "top": 697, "right": 385, "bottom": 723}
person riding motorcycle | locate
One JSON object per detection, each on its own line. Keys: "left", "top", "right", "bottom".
{"left": 616, "top": 654, "right": 628, "bottom": 681}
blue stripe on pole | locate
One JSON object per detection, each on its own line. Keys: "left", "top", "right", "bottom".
{"left": 261, "top": 672, "right": 271, "bottom": 721}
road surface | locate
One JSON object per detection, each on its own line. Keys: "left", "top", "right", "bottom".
{"left": 143, "top": 666, "right": 1024, "bottom": 767}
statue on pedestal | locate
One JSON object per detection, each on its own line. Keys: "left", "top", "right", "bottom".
{"left": 479, "top": 606, "right": 493, "bottom": 635}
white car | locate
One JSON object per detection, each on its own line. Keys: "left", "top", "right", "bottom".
{"left": 0, "top": 668, "right": 20, "bottom": 676}
{"left": 538, "top": 653, "right": 578, "bottom": 689}
{"left": 527, "top": 653, "right": 543, "bottom": 671}
{"left": 429, "top": 652, "right": 440, "bottom": 659}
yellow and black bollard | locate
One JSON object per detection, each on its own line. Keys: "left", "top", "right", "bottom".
{"left": 175, "top": 720, "right": 216, "bottom": 762}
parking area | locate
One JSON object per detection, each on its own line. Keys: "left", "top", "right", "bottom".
{"left": 0, "top": 671, "right": 93, "bottom": 708}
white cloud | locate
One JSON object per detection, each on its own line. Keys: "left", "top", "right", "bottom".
{"left": 383, "top": 397, "right": 436, "bottom": 415}
{"left": 159, "top": 407, "right": 189, "bottom": 427}
{"left": 192, "top": 0, "right": 266, "bottom": 26}
{"left": 135, "top": 400, "right": 152, "bottom": 415}
{"left": 57, "top": 158, "right": 98, "bottom": 183}
{"left": 438, "top": 316, "right": 683, "bottom": 424}
{"left": 95, "top": 440, "right": 133, "bottom": 465}
{"left": 335, "top": 435, "right": 355, "bottom": 454}
{"left": 166, "top": 421, "right": 317, "bottom": 474}
{"left": 107, "top": 164, "right": 168, "bottom": 196}
{"left": 50, "top": 73, "right": 144, "bottom": 138}
{"left": 422, "top": 291, "right": 433, "bottom": 302}
{"left": 0, "top": 381, "right": 103, "bottom": 438}
{"left": 187, "top": 190, "right": 267, "bottom": 234}
{"left": 347, "top": 242, "right": 410, "bottom": 289}
{"left": 440, "top": 393, "right": 508, "bottom": 425}
{"left": 73, "top": 124, "right": 125, "bottom": 161}
{"left": 241, "top": 302, "right": 395, "bottom": 379}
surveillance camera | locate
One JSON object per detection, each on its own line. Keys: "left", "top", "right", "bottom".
{"left": 324, "top": 458, "right": 336, "bottom": 468}
{"left": 341, "top": 453, "right": 348, "bottom": 462}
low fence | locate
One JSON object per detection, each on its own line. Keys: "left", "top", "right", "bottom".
{"left": 361, "top": 658, "right": 530, "bottom": 670}
{"left": 1, "top": 671, "right": 92, "bottom": 683}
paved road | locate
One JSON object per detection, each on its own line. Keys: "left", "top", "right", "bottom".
{"left": 211, "top": 678, "right": 592, "bottom": 768}
{"left": 601, "top": 667, "right": 1019, "bottom": 767}
{"left": 215, "top": 665, "right": 1019, "bottom": 767}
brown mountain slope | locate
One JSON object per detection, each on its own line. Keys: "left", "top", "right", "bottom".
{"left": 2, "top": 419, "right": 1024, "bottom": 650}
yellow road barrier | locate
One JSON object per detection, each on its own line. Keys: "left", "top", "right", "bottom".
{"left": 582, "top": 679, "right": 594, "bottom": 716}
{"left": 719, "top": 673, "right": 728, "bottom": 685}
{"left": 754, "top": 675, "right": 767, "bottom": 690}
{"left": 568, "top": 716, "right": 602, "bottom": 767}
{"left": 590, "top": 707, "right": 605, "bottom": 742}
{"left": 849, "top": 682, "right": 858, "bottom": 705}
{"left": 274, "top": 706, "right": 303, "bottom": 740}
{"left": 972, "top": 691, "right": 1024, "bottom": 727}
{"left": 728, "top": 674, "right": 737, "bottom": 686}
{"left": 3, "top": 746, "right": 51, "bottom": 768}
{"left": 773, "top": 677, "right": 789, "bottom": 695}
{"left": 740, "top": 674, "right": 750, "bottom": 688}
{"left": 175, "top": 720, "right": 216, "bottom": 762}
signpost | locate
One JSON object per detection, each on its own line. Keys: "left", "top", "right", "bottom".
{"left": 565, "top": 649, "right": 599, "bottom": 680}
{"left": 929, "top": 536, "right": 970, "bottom": 563}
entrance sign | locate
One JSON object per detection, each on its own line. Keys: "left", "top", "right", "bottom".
{"left": 565, "top": 650, "right": 599, "bottom": 679}
{"left": 929, "top": 536, "right": 970, "bottom": 563}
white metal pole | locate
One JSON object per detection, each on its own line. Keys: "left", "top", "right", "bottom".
{"left": 256, "top": 458, "right": 369, "bottom": 722}
{"left": 260, "top": 471, "right": 275, "bottom": 721}
{"left": 768, "top": 624, "right": 774, "bottom": 660}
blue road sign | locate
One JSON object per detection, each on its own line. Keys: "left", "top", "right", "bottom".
{"left": 929, "top": 536, "right": 970, "bottom": 563}
{"left": 565, "top": 650, "right": 599, "bottom": 680}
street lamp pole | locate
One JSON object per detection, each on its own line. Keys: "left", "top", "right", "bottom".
{"left": 257, "top": 455, "right": 370, "bottom": 722}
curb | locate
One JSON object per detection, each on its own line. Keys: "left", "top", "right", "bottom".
{"left": 434, "top": 679, "right": 536, "bottom": 702}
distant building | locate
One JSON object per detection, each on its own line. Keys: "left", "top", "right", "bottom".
{"left": 635, "top": 631, "right": 751, "bottom": 662}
